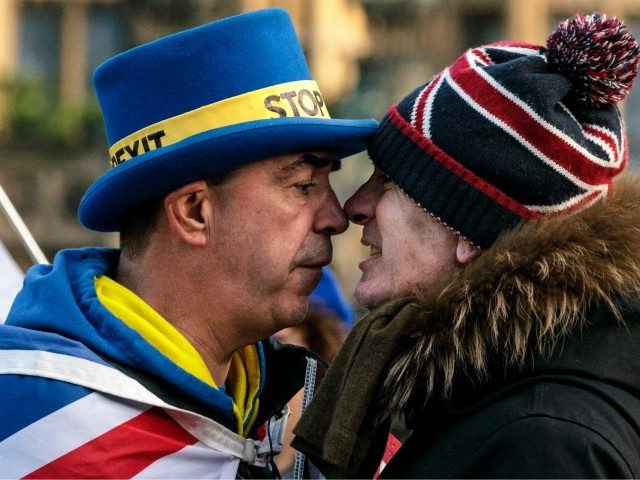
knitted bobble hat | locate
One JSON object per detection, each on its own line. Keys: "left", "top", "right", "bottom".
{"left": 369, "top": 12, "right": 640, "bottom": 249}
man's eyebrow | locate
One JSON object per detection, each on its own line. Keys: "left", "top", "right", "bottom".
{"left": 278, "top": 153, "right": 341, "bottom": 178}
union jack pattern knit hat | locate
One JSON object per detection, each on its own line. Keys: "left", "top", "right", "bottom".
{"left": 369, "top": 13, "right": 640, "bottom": 249}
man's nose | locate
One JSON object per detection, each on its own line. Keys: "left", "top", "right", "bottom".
{"left": 315, "top": 189, "right": 349, "bottom": 235}
{"left": 344, "top": 177, "right": 378, "bottom": 225}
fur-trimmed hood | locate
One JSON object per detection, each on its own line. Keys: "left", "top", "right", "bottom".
{"left": 382, "top": 173, "right": 640, "bottom": 420}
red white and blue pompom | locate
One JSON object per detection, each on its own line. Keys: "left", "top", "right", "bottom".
{"left": 546, "top": 12, "right": 640, "bottom": 108}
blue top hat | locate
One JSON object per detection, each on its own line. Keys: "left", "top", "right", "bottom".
{"left": 78, "top": 8, "right": 377, "bottom": 231}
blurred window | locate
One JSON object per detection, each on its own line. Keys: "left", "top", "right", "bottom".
{"left": 460, "top": 10, "right": 504, "bottom": 48}
{"left": 18, "top": 2, "right": 62, "bottom": 85}
{"left": 626, "top": 19, "right": 640, "bottom": 170}
{"left": 87, "top": 5, "right": 130, "bottom": 88}
{"left": 64, "top": 180, "right": 88, "bottom": 222}
{"left": 3, "top": 171, "right": 38, "bottom": 217}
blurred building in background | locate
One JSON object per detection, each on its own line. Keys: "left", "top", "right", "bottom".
{"left": 1, "top": 0, "right": 639, "bottom": 303}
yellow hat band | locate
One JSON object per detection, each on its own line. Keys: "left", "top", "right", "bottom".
{"left": 108, "top": 80, "right": 330, "bottom": 167}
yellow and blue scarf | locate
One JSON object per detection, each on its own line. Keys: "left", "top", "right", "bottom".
{"left": 95, "top": 275, "right": 261, "bottom": 436}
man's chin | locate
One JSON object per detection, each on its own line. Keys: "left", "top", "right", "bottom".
{"left": 292, "top": 266, "right": 324, "bottom": 294}
{"left": 268, "top": 270, "right": 322, "bottom": 329}
{"left": 354, "top": 280, "right": 391, "bottom": 311}
{"left": 272, "top": 295, "right": 309, "bottom": 330}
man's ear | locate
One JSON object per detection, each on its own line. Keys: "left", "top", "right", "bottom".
{"left": 456, "top": 236, "right": 480, "bottom": 265}
{"left": 164, "top": 180, "right": 211, "bottom": 246}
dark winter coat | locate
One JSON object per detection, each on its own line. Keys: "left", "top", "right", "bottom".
{"left": 376, "top": 174, "right": 640, "bottom": 478}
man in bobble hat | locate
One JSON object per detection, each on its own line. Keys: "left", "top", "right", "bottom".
{"left": 0, "top": 9, "right": 376, "bottom": 478}
{"left": 294, "top": 12, "right": 640, "bottom": 478}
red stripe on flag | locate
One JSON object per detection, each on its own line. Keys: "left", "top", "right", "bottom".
{"left": 532, "top": 188, "right": 604, "bottom": 215}
{"left": 474, "top": 48, "right": 493, "bottom": 66}
{"left": 482, "top": 41, "right": 540, "bottom": 50}
{"left": 471, "top": 43, "right": 540, "bottom": 69}
{"left": 413, "top": 73, "right": 442, "bottom": 134}
{"left": 388, "top": 107, "right": 539, "bottom": 220}
{"left": 24, "top": 407, "right": 198, "bottom": 479}
{"left": 561, "top": 189, "right": 603, "bottom": 214}
{"left": 582, "top": 124, "right": 622, "bottom": 164}
{"left": 448, "top": 53, "right": 625, "bottom": 186}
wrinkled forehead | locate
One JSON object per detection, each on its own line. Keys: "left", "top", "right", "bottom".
{"left": 268, "top": 152, "right": 341, "bottom": 179}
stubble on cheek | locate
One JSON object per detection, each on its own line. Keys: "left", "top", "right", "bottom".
{"left": 292, "top": 236, "right": 332, "bottom": 268}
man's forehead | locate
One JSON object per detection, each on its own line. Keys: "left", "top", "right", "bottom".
{"left": 270, "top": 152, "right": 340, "bottom": 178}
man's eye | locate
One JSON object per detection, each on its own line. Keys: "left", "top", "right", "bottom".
{"left": 295, "top": 183, "right": 316, "bottom": 194}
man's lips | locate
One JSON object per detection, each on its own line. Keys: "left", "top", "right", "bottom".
{"left": 296, "top": 258, "right": 331, "bottom": 269}
{"left": 361, "top": 238, "right": 382, "bottom": 257}
{"left": 358, "top": 240, "right": 382, "bottom": 271}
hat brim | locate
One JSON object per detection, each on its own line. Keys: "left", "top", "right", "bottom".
{"left": 78, "top": 117, "right": 377, "bottom": 231}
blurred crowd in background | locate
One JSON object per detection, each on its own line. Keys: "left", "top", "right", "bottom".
{"left": 1, "top": 0, "right": 640, "bottom": 310}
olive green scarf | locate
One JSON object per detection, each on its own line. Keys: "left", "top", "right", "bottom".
{"left": 292, "top": 298, "right": 418, "bottom": 478}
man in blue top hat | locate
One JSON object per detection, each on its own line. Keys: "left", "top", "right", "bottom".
{"left": 0, "top": 8, "right": 376, "bottom": 479}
